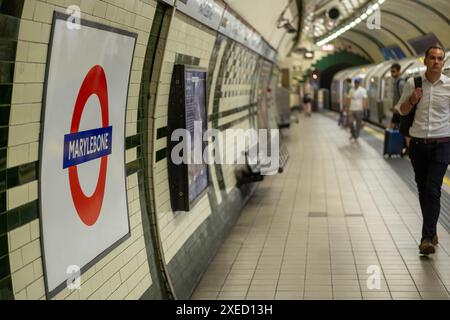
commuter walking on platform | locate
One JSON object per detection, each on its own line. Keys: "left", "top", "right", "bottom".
{"left": 303, "top": 80, "right": 313, "bottom": 117}
{"left": 397, "top": 46, "right": 450, "bottom": 255}
{"left": 347, "top": 77, "right": 368, "bottom": 142}
{"left": 389, "top": 63, "right": 408, "bottom": 156}
{"left": 339, "top": 78, "right": 352, "bottom": 128}
{"left": 389, "top": 63, "right": 406, "bottom": 129}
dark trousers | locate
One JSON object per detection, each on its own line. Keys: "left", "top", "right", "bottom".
{"left": 409, "top": 140, "right": 450, "bottom": 242}
{"left": 350, "top": 111, "right": 363, "bottom": 139}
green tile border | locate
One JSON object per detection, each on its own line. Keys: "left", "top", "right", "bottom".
{"left": 6, "top": 161, "right": 37, "bottom": 189}
{"left": 155, "top": 148, "right": 166, "bottom": 163}
{"left": 4, "top": 200, "right": 38, "bottom": 231}
{"left": 208, "top": 103, "right": 256, "bottom": 122}
{"left": 0, "top": 0, "right": 25, "bottom": 301}
{"left": 126, "top": 134, "right": 141, "bottom": 150}
{"left": 137, "top": 2, "right": 173, "bottom": 299}
{"left": 0, "top": 127, "right": 8, "bottom": 149}
{"left": 209, "top": 36, "right": 231, "bottom": 191}
{"left": 0, "top": 39, "right": 18, "bottom": 61}
{"left": 174, "top": 53, "right": 200, "bottom": 66}
{"left": 156, "top": 126, "right": 167, "bottom": 140}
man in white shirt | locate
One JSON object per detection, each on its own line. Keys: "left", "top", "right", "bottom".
{"left": 347, "top": 77, "right": 368, "bottom": 142}
{"left": 397, "top": 46, "right": 450, "bottom": 255}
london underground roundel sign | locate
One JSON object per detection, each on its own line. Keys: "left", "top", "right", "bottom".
{"left": 64, "top": 65, "right": 111, "bottom": 226}
{"left": 40, "top": 13, "right": 137, "bottom": 297}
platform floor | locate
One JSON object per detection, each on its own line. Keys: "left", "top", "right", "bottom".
{"left": 191, "top": 112, "right": 450, "bottom": 300}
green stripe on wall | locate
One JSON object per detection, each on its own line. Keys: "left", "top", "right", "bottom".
{"left": 155, "top": 148, "right": 167, "bottom": 163}
{"left": 0, "top": 0, "right": 25, "bottom": 301}
{"left": 156, "top": 126, "right": 167, "bottom": 140}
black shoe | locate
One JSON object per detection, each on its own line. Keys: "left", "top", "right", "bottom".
{"left": 419, "top": 240, "right": 435, "bottom": 255}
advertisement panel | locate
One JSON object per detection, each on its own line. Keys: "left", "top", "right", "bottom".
{"left": 184, "top": 69, "right": 208, "bottom": 204}
{"left": 167, "top": 65, "right": 209, "bottom": 212}
{"left": 40, "top": 12, "right": 136, "bottom": 297}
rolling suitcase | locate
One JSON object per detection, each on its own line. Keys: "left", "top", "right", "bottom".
{"left": 384, "top": 129, "right": 403, "bottom": 158}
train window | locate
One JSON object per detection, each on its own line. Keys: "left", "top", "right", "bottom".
{"left": 383, "top": 77, "right": 394, "bottom": 100}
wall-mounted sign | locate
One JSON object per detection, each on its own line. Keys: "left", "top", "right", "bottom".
{"left": 175, "top": 0, "right": 225, "bottom": 31}
{"left": 219, "top": 9, "right": 246, "bottom": 45}
{"left": 40, "top": 12, "right": 136, "bottom": 297}
{"left": 168, "top": 65, "right": 209, "bottom": 212}
{"left": 166, "top": 1, "right": 278, "bottom": 63}
{"left": 218, "top": 9, "right": 277, "bottom": 62}
{"left": 408, "top": 33, "right": 441, "bottom": 55}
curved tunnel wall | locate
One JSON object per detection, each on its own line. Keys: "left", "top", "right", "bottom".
{"left": 0, "top": 0, "right": 279, "bottom": 300}
{"left": 331, "top": 0, "right": 450, "bottom": 63}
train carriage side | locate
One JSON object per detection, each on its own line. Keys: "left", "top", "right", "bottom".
{"left": 331, "top": 67, "right": 360, "bottom": 112}
{"left": 363, "top": 62, "right": 392, "bottom": 126}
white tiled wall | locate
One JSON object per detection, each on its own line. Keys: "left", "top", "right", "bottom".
{"left": 6, "top": 0, "right": 274, "bottom": 300}
{"left": 150, "top": 11, "right": 216, "bottom": 263}
{"left": 214, "top": 42, "right": 260, "bottom": 195}
{"left": 7, "top": 0, "right": 158, "bottom": 300}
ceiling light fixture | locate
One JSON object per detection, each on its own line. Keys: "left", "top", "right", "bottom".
{"left": 316, "top": 0, "right": 387, "bottom": 47}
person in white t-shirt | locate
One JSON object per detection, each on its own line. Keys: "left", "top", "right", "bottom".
{"left": 346, "top": 77, "right": 368, "bottom": 142}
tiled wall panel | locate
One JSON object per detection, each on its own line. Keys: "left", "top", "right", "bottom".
{"left": 2, "top": 0, "right": 162, "bottom": 300}
{"left": 1, "top": 0, "right": 278, "bottom": 300}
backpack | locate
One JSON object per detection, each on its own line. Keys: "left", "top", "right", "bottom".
{"left": 399, "top": 77, "right": 422, "bottom": 137}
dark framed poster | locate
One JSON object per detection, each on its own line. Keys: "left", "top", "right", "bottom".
{"left": 168, "top": 64, "right": 209, "bottom": 212}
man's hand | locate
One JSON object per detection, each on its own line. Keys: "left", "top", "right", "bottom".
{"left": 400, "top": 88, "right": 422, "bottom": 115}
{"left": 409, "top": 88, "right": 423, "bottom": 105}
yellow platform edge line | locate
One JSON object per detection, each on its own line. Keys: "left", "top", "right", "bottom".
{"left": 443, "top": 176, "right": 450, "bottom": 187}
{"left": 363, "top": 126, "right": 384, "bottom": 140}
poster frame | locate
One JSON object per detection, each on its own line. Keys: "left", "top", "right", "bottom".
{"left": 167, "top": 64, "right": 210, "bottom": 212}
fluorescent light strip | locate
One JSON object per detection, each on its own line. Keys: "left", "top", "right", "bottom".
{"left": 316, "top": 0, "right": 387, "bottom": 46}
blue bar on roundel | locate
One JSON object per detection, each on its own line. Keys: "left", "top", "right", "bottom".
{"left": 63, "top": 126, "right": 113, "bottom": 169}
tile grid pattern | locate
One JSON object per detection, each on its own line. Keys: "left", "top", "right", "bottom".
{"left": 149, "top": 10, "right": 216, "bottom": 265}
{"left": 5, "top": 0, "right": 159, "bottom": 300}
{"left": 0, "top": 0, "right": 25, "bottom": 300}
{"left": 192, "top": 113, "right": 450, "bottom": 300}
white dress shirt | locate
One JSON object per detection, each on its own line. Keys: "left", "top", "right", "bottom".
{"left": 396, "top": 73, "right": 450, "bottom": 138}
{"left": 347, "top": 87, "right": 368, "bottom": 111}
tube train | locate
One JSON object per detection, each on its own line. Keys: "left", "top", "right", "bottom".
{"left": 331, "top": 51, "right": 450, "bottom": 128}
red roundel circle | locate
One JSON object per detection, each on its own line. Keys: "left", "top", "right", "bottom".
{"left": 69, "top": 65, "right": 109, "bottom": 226}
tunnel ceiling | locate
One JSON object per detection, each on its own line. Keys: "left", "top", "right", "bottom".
{"left": 224, "top": 0, "right": 301, "bottom": 59}
{"left": 303, "top": 0, "right": 370, "bottom": 38}
{"left": 298, "top": 0, "right": 450, "bottom": 63}
{"left": 224, "top": 0, "right": 450, "bottom": 64}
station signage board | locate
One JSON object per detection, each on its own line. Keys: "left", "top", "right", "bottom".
{"left": 40, "top": 12, "right": 136, "bottom": 297}
{"left": 175, "top": 0, "right": 225, "bottom": 31}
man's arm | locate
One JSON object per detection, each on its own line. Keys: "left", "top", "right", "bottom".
{"left": 398, "top": 78, "right": 406, "bottom": 95}
{"left": 362, "top": 89, "right": 368, "bottom": 110}
{"left": 396, "top": 79, "right": 415, "bottom": 115}
{"left": 399, "top": 90, "right": 423, "bottom": 115}
{"left": 399, "top": 98, "right": 414, "bottom": 115}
